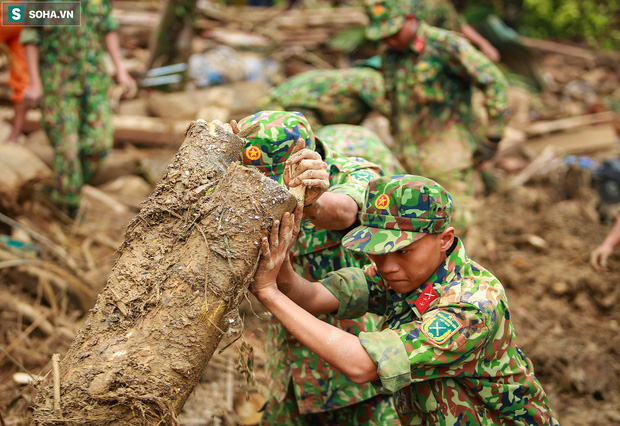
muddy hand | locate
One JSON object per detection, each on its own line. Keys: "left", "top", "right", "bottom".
{"left": 252, "top": 207, "right": 301, "bottom": 297}
{"left": 283, "top": 137, "right": 328, "bottom": 207}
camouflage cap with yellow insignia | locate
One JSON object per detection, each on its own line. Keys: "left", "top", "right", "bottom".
{"left": 237, "top": 111, "right": 316, "bottom": 184}
{"left": 342, "top": 175, "right": 452, "bottom": 254}
{"left": 364, "top": 0, "right": 411, "bottom": 41}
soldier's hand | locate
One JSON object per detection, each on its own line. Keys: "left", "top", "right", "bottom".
{"left": 252, "top": 205, "right": 302, "bottom": 297}
{"left": 23, "top": 82, "right": 43, "bottom": 108}
{"left": 116, "top": 69, "right": 137, "bottom": 99}
{"left": 590, "top": 243, "right": 614, "bottom": 272}
{"left": 473, "top": 136, "right": 501, "bottom": 167}
{"left": 284, "top": 137, "right": 329, "bottom": 207}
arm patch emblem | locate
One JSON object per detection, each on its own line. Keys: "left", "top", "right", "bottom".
{"left": 421, "top": 310, "right": 462, "bottom": 345}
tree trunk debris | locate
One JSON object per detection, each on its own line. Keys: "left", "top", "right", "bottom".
{"left": 30, "top": 120, "right": 297, "bottom": 424}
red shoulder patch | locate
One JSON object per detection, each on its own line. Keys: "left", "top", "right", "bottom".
{"left": 414, "top": 283, "right": 437, "bottom": 314}
{"left": 413, "top": 36, "right": 425, "bottom": 53}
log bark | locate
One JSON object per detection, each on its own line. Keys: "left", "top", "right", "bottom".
{"left": 30, "top": 120, "right": 297, "bottom": 424}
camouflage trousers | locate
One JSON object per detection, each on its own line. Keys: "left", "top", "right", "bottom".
{"left": 41, "top": 89, "right": 113, "bottom": 210}
{"left": 261, "top": 382, "right": 401, "bottom": 425}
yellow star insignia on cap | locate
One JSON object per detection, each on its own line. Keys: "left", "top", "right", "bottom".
{"left": 372, "top": 4, "right": 385, "bottom": 16}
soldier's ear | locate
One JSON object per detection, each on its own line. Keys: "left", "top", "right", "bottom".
{"left": 439, "top": 228, "right": 455, "bottom": 251}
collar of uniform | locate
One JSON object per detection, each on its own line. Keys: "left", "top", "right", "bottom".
{"left": 407, "top": 21, "right": 430, "bottom": 56}
{"left": 406, "top": 237, "right": 467, "bottom": 317}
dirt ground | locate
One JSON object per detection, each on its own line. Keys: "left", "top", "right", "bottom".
{"left": 1, "top": 38, "right": 620, "bottom": 426}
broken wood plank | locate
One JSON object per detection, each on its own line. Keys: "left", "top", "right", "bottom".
{"left": 524, "top": 112, "right": 618, "bottom": 138}
{"left": 523, "top": 123, "right": 619, "bottom": 158}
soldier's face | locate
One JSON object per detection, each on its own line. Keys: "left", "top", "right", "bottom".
{"left": 382, "top": 15, "right": 418, "bottom": 52}
{"left": 368, "top": 228, "right": 454, "bottom": 293}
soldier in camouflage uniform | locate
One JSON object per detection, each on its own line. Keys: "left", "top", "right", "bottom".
{"left": 364, "top": 0, "right": 508, "bottom": 233}
{"left": 252, "top": 174, "right": 559, "bottom": 425}
{"left": 257, "top": 64, "right": 391, "bottom": 130}
{"left": 237, "top": 111, "right": 400, "bottom": 424}
{"left": 22, "top": 0, "right": 136, "bottom": 217}
{"left": 315, "top": 124, "right": 405, "bottom": 176}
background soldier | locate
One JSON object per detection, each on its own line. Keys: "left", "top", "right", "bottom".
{"left": 21, "top": 0, "right": 136, "bottom": 218}
{"left": 364, "top": 0, "right": 509, "bottom": 233}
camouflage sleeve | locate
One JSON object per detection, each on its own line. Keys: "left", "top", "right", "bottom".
{"left": 20, "top": 28, "right": 41, "bottom": 46}
{"left": 321, "top": 264, "right": 387, "bottom": 319}
{"left": 327, "top": 155, "right": 381, "bottom": 208}
{"left": 100, "top": 0, "right": 120, "bottom": 34}
{"left": 446, "top": 37, "right": 509, "bottom": 135}
{"left": 359, "top": 297, "right": 493, "bottom": 393}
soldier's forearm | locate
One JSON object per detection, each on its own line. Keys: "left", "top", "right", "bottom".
{"left": 277, "top": 260, "right": 340, "bottom": 315}
{"left": 304, "top": 192, "right": 358, "bottom": 230}
{"left": 24, "top": 44, "right": 41, "bottom": 86}
{"left": 256, "top": 287, "right": 379, "bottom": 384}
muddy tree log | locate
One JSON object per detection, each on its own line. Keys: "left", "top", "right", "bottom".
{"left": 31, "top": 120, "right": 297, "bottom": 425}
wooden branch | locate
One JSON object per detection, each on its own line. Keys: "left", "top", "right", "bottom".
{"left": 52, "top": 354, "right": 62, "bottom": 418}
{"left": 524, "top": 112, "right": 618, "bottom": 138}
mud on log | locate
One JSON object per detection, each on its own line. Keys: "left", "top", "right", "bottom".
{"left": 31, "top": 120, "right": 297, "bottom": 424}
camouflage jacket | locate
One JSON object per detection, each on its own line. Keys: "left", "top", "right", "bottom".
{"left": 321, "top": 238, "right": 559, "bottom": 424}
{"left": 20, "top": 0, "right": 118, "bottom": 96}
{"left": 383, "top": 22, "right": 508, "bottom": 172}
{"left": 260, "top": 68, "right": 391, "bottom": 126}
{"left": 266, "top": 139, "right": 386, "bottom": 413}
{"left": 316, "top": 124, "right": 406, "bottom": 177}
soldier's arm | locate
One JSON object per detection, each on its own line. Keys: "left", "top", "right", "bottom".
{"left": 286, "top": 143, "right": 359, "bottom": 230}
{"left": 590, "top": 212, "right": 620, "bottom": 271}
{"left": 104, "top": 31, "right": 137, "bottom": 98}
{"left": 460, "top": 23, "right": 500, "bottom": 62}
{"left": 252, "top": 212, "right": 380, "bottom": 384}
{"left": 20, "top": 28, "right": 43, "bottom": 107}
{"left": 449, "top": 37, "right": 508, "bottom": 136}
{"left": 303, "top": 193, "right": 359, "bottom": 230}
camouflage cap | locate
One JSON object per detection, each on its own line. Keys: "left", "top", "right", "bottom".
{"left": 238, "top": 111, "right": 316, "bottom": 183}
{"left": 364, "top": 0, "right": 411, "bottom": 41}
{"left": 342, "top": 175, "right": 452, "bottom": 254}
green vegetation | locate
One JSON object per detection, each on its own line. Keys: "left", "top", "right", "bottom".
{"left": 521, "top": 0, "right": 620, "bottom": 50}
{"left": 463, "top": 0, "right": 620, "bottom": 51}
